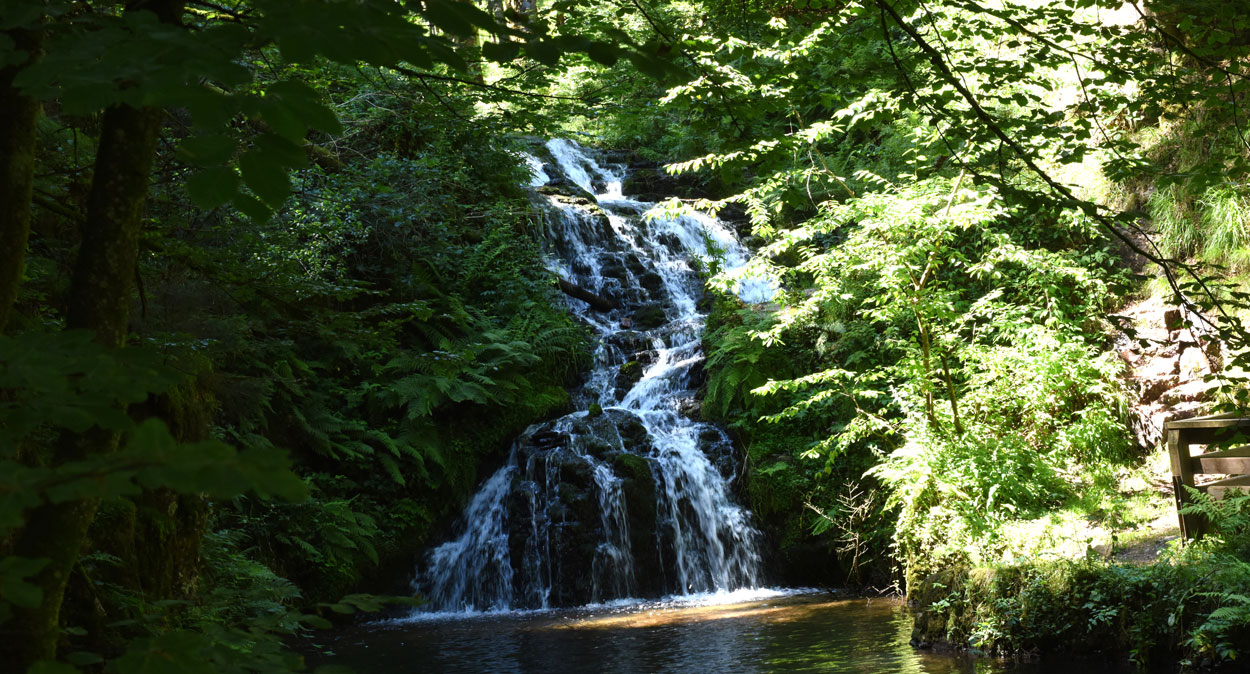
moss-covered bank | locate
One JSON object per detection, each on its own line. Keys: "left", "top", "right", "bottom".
{"left": 909, "top": 515, "right": 1250, "bottom": 669}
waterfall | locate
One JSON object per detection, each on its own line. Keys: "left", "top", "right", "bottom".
{"left": 415, "top": 139, "right": 773, "bottom": 613}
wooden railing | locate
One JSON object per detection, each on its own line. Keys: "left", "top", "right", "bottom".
{"left": 1165, "top": 413, "right": 1250, "bottom": 540}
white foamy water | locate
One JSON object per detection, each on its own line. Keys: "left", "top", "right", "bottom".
{"left": 415, "top": 139, "right": 775, "bottom": 615}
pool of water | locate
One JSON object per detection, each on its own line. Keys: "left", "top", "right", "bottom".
{"left": 310, "top": 592, "right": 1121, "bottom": 673}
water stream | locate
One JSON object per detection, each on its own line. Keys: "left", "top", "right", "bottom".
{"left": 416, "top": 139, "right": 772, "bottom": 613}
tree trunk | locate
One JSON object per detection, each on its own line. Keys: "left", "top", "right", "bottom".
{"left": 558, "top": 278, "right": 617, "bottom": 311}
{"left": 2, "top": 2, "right": 181, "bottom": 665}
{"left": 0, "top": 27, "right": 42, "bottom": 334}
{"left": 66, "top": 103, "right": 165, "bottom": 345}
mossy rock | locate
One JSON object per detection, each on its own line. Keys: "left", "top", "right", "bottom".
{"left": 909, "top": 566, "right": 971, "bottom": 649}
{"left": 610, "top": 453, "right": 661, "bottom": 595}
{"left": 632, "top": 304, "right": 668, "bottom": 330}
{"left": 639, "top": 271, "right": 665, "bottom": 295}
{"left": 616, "top": 360, "right": 644, "bottom": 394}
{"left": 621, "top": 166, "right": 724, "bottom": 202}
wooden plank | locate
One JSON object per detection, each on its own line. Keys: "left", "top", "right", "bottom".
{"left": 1200, "top": 474, "right": 1250, "bottom": 501}
{"left": 1165, "top": 412, "right": 1245, "bottom": 427}
{"left": 1163, "top": 414, "right": 1250, "bottom": 430}
{"left": 1169, "top": 428, "right": 1202, "bottom": 540}
{"left": 1172, "top": 426, "right": 1250, "bottom": 446}
{"left": 1192, "top": 445, "right": 1250, "bottom": 474}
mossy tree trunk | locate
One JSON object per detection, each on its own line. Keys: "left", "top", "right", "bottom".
{"left": 0, "top": 26, "right": 41, "bottom": 335}
{"left": 1, "top": 2, "right": 183, "bottom": 666}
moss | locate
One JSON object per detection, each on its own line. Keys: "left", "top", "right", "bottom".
{"left": 617, "top": 360, "right": 643, "bottom": 389}
{"left": 908, "top": 553, "right": 1250, "bottom": 669}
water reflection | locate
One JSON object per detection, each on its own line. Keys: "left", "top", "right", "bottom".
{"left": 313, "top": 593, "right": 1116, "bottom": 674}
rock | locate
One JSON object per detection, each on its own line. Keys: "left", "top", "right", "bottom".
{"left": 621, "top": 167, "right": 719, "bottom": 202}
{"left": 618, "top": 360, "right": 643, "bottom": 383}
{"left": 624, "top": 253, "right": 647, "bottom": 276}
{"left": 530, "top": 430, "right": 567, "bottom": 450}
{"left": 1201, "top": 338, "right": 1225, "bottom": 372}
{"left": 606, "top": 330, "right": 650, "bottom": 355}
{"left": 615, "top": 360, "right": 644, "bottom": 398}
{"left": 588, "top": 403, "right": 603, "bottom": 418}
{"left": 600, "top": 260, "right": 628, "bottom": 282}
{"left": 1160, "top": 379, "right": 1218, "bottom": 406}
{"left": 639, "top": 271, "right": 665, "bottom": 296}
{"left": 1164, "top": 307, "right": 1184, "bottom": 331}
{"left": 1132, "top": 407, "right": 1163, "bottom": 452}
{"left": 610, "top": 453, "right": 661, "bottom": 596}
{"left": 697, "top": 427, "right": 738, "bottom": 479}
{"left": 657, "top": 232, "right": 684, "bottom": 253}
{"left": 1178, "top": 345, "right": 1210, "bottom": 377}
{"left": 536, "top": 183, "right": 598, "bottom": 205}
{"left": 1137, "top": 375, "right": 1178, "bottom": 404}
{"left": 630, "top": 349, "right": 658, "bottom": 367}
{"left": 632, "top": 304, "right": 668, "bottom": 330}
{"left": 563, "top": 409, "right": 653, "bottom": 458}
{"left": 676, "top": 397, "right": 702, "bottom": 420}
{"left": 1160, "top": 401, "right": 1210, "bottom": 425}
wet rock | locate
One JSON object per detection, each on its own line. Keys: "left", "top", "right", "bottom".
{"left": 632, "top": 304, "right": 668, "bottom": 330}
{"left": 601, "top": 260, "right": 628, "bottom": 283}
{"left": 530, "top": 430, "right": 567, "bottom": 450}
{"left": 537, "top": 183, "right": 597, "bottom": 205}
{"left": 675, "top": 397, "right": 702, "bottom": 420}
{"left": 565, "top": 409, "right": 654, "bottom": 458}
{"left": 631, "top": 349, "right": 658, "bottom": 367}
{"left": 683, "top": 354, "right": 707, "bottom": 390}
{"left": 606, "top": 330, "right": 651, "bottom": 355}
{"left": 617, "top": 360, "right": 644, "bottom": 390}
{"left": 621, "top": 166, "right": 721, "bottom": 202}
{"left": 657, "top": 232, "right": 684, "bottom": 253}
{"left": 698, "top": 427, "right": 738, "bottom": 480}
{"left": 611, "top": 453, "right": 661, "bottom": 595}
{"left": 615, "top": 413, "right": 651, "bottom": 452}
{"left": 615, "top": 360, "right": 644, "bottom": 400}
{"left": 639, "top": 271, "right": 666, "bottom": 296}
{"left": 624, "top": 253, "right": 647, "bottom": 276}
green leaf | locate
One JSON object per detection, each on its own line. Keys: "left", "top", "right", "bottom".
{"left": 0, "top": 556, "right": 49, "bottom": 608}
{"left": 185, "top": 166, "right": 239, "bottom": 208}
{"left": 525, "top": 40, "right": 561, "bottom": 66}
{"left": 270, "top": 80, "right": 342, "bottom": 135}
{"left": 239, "top": 149, "right": 291, "bottom": 207}
{"left": 177, "top": 134, "right": 237, "bottom": 167}
{"left": 586, "top": 41, "right": 618, "bottom": 66}
{"left": 231, "top": 193, "right": 271, "bottom": 222}
{"left": 423, "top": 0, "right": 476, "bottom": 37}
{"left": 112, "top": 631, "right": 215, "bottom": 674}
{"left": 482, "top": 40, "right": 521, "bottom": 63}
{"left": 27, "top": 662, "right": 82, "bottom": 674}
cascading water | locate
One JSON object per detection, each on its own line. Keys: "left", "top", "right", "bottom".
{"left": 416, "top": 139, "right": 775, "bottom": 613}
